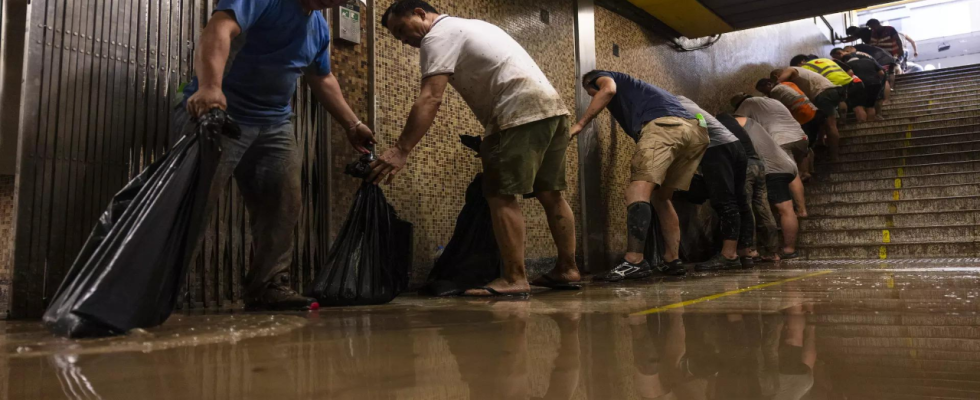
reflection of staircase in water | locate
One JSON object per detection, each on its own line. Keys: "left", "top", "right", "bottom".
{"left": 800, "top": 64, "right": 980, "bottom": 260}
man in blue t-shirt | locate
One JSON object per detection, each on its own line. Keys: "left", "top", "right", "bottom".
{"left": 178, "top": 0, "right": 374, "bottom": 311}
{"left": 573, "top": 70, "right": 709, "bottom": 280}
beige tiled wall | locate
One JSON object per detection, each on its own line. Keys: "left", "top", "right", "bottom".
{"left": 339, "top": 1, "right": 832, "bottom": 281}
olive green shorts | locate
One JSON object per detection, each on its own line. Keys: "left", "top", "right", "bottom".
{"left": 480, "top": 115, "right": 570, "bottom": 196}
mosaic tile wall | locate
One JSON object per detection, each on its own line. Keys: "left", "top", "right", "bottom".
{"left": 365, "top": 0, "right": 580, "bottom": 286}
{"left": 331, "top": 1, "right": 834, "bottom": 280}
{"left": 0, "top": 175, "right": 13, "bottom": 316}
{"left": 593, "top": 7, "right": 832, "bottom": 263}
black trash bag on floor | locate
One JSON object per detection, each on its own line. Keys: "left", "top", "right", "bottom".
{"left": 421, "top": 135, "right": 500, "bottom": 296}
{"left": 644, "top": 210, "right": 667, "bottom": 269}
{"left": 308, "top": 152, "right": 413, "bottom": 306}
{"left": 42, "top": 109, "right": 241, "bottom": 338}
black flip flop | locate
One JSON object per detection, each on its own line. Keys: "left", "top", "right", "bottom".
{"left": 531, "top": 275, "right": 582, "bottom": 291}
{"left": 462, "top": 286, "right": 530, "bottom": 298}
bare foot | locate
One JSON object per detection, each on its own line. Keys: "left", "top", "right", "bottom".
{"left": 464, "top": 278, "right": 531, "bottom": 297}
{"left": 536, "top": 265, "right": 582, "bottom": 284}
{"left": 796, "top": 210, "right": 808, "bottom": 218}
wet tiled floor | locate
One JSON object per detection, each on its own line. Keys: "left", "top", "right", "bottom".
{"left": 7, "top": 260, "right": 980, "bottom": 399}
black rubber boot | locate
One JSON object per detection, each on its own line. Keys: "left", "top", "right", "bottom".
{"left": 245, "top": 275, "right": 320, "bottom": 311}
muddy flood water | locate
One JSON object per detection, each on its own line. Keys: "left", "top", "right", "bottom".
{"left": 6, "top": 260, "right": 980, "bottom": 400}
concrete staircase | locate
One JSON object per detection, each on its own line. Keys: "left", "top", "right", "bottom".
{"left": 801, "top": 64, "right": 980, "bottom": 260}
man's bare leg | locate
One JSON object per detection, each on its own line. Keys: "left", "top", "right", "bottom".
{"left": 652, "top": 186, "right": 681, "bottom": 263}
{"left": 774, "top": 200, "right": 799, "bottom": 254}
{"left": 882, "top": 80, "right": 892, "bottom": 105}
{"left": 465, "top": 194, "right": 531, "bottom": 295}
{"left": 789, "top": 175, "right": 808, "bottom": 218}
{"left": 535, "top": 191, "right": 581, "bottom": 283}
{"left": 853, "top": 105, "right": 868, "bottom": 122}
{"left": 825, "top": 116, "right": 841, "bottom": 162}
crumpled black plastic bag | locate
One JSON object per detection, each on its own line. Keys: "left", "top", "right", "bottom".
{"left": 43, "top": 109, "right": 241, "bottom": 338}
{"left": 421, "top": 135, "right": 501, "bottom": 296}
{"left": 308, "top": 152, "right": 413, "bottom": 306}
{"left": 644, "top": 209, "right": 667, "bottom": 268}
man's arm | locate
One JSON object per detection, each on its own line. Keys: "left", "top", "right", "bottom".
{"left": 571, "top": 76, "right": 617, "bottom": 137}
{"left": 186, "top": 11, "right": 240, "bottom": 117}
{"left": 306, "top": 71, "right": 375, "bottom": 154}
{"left": 368, "top": 74, "right": 451, "bottom": 184}
{"left": 904, "top": 33, "right": 918, "bottom": 57}
{"left": 777, "top": 68, "right": 799, "bottom": 83}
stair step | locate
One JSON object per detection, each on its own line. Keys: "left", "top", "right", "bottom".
{"left": 802, "top": 241, "right": 978, "bottom": 260}
{"left": 888, "top": 87, "right": 980, "bottom": 105}
{"left": 840, "top": 132, "right": 980, "bottom": 153}
{"left": 801, "top": 210, "right": 980, "bottom": 231}
{"left": 815, "top": 160, "right": 980, "bottom": 182}
{"left": 819, "top": 150, "right": 980, "bottom": 172}
{"left": 897, "top": 64, "right": 980, "bottom": 81}
{"left": 808, "top": 184, "right": 980, "bottom": 205}
{"left": 882, "top": 90, "right": 980, "bottom": 109}
{"left": 846, "top": 110, "right": 980, "bottom": 130}
{"left": 841, "top": 124, "right": 980, "bottom": 145}
{"left": 841, "top": 117, "right": 980, "bottom": 137}
{"left": 821, "top": 324, "right": 980, "bottom": 339}
{"left": 800, "top": 225, "right": 977, "bottom": 246}
{"left": 818, "top": 336, "right": 980, "bottom": 352}
{"left": 837, "top": 140, "right": 980, "bottom": 162}
{"left": 852, "top": 104, "right": 980, "bottom": 122}
{"left": 895, "top": 80, "right": 980, "bottom": 95}
{"left": 883, "top": 97, "right": 980, "bottom": 114}
{"left": 810, "top": 314, "right": 980, "bottom": 326}
{"left": 898, "top": 73, "right": 980, "bottom": 89}
{"left": 808, "top": 171, "right": 980, "bottom": 193}
{"left": 807, "top": 195, "right": 980, "bottom": 217}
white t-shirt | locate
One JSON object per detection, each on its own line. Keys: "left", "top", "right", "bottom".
{"left": 788, "top": 67, "right": 837, "bottom": 99}
{"left": 420, "top": 16, "right": 568, "bottom": 134}
{"left": 676, "top": 96, "right": 738, "bottom": 148}
{"left": 735, "top": 97, "right": 807, "bottom": 146}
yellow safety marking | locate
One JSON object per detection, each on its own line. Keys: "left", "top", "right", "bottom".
{"left": 887, "top": 276, "right": 895, "bottom": 289}
{"left": 904, "top": 139, "right": 911, "bottom": 147}
{"left": 888, "top": 203, "right": 898, "bottom": 213}
{"left": 910, "top": 349, "right": 918, "bottom": 359}
{"left": 882, "top": 230, "right": 892, "bottom": 243}
{"left": 928, "top": 100, "right": 934, "bottom": 105}
{"left": 906, "top": 131, "right": 913, "bottom": 139}
{"left": 902, "top": 157, "right": 907, "bottom": 166}
{"left": 893, "top": 190, "right": 901, "bottom": 201}
{"left": 894, "top": 178, "right": 902, "bottom": 189}
{"left": 630, "top": 270, "right": 834, "bottom": 316}
{"left": 628, "top": 0, "right": 734, "bottom": 38}
{"left": 879, "top": 246, "right": 888, "bottom": 259}
{"left": 885, "top": 215, "right": 895, "bottom": 227}
{"left": 897, "top": 167, "right": 905, "bottom": 177}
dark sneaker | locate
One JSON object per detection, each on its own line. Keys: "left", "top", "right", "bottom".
{"left": 740, "top": 256, "right": 755, "bottom": 269}
{"left": 245, "top": 276, "right": 320, "bottom": 311}
{"left": 656, "top": 259, "right": 687, "bottom": 276}
{"left": 695, "top": 254, "right": 742, "bottom": 272}
{"left": 594, "top": 259, "right": 654, "bottom": 282}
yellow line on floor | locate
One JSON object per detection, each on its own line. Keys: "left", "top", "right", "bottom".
{"left": 630, "top": 270, "right": 834, "bottom": 316}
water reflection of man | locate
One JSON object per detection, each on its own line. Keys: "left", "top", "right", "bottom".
{"left": 628, "top": 289, "right": 707, "bottom": 400}
{"left": 768, "top": 286, "right": 817, "bottom": 400}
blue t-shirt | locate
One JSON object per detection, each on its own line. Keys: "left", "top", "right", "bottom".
{"left": 183, "top": 0, "right": 332, "bottom": 126}
{"left": 587, "top": 71, "right": 693, "bottom": 142}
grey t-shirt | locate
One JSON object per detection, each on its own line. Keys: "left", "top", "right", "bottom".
{"left": 676, "top": 96, "right": 739, "bottom": 148}
{"left": 735, "top": 97, "right": 807, "bottom": 146}
{"left": 742, "top": 118, "right": 798, "bottom": 176}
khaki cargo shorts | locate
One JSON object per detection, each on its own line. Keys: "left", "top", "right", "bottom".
{"left": 632, "top": 116, "right": 709, "bottom": 191}
{"left": 480, "top": 115, "right": 570, "bottom": 196}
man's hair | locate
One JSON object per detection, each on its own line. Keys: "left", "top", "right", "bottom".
{"left": 730, "top": 93, "right": 751, "bottom": 110}
{"left": 830, "top": 48, "right": 845, "bottom": 58}
{"left": 583, "top": 70, "right": 605, "bottom": 88}
{"left": 789, "top": 55, "right": 809, "bottom": 67}
{"left": 806, "top": 54, "right": 819, "bottom": 61}
{"left": 867, "top": 18, "right": 881, "bottom": 26}
{"left": 381, "top": 0, "right": 439, "bottom": 27}
{"left": 841, "top": 53, "right": 856, "bottom": 62}
{"left": 756, "top": 78, "right": 774, "bottom": 90}
{"left": 844, "top": 45, "right": 857, "bottom": 52}
{"left": 770, "top": 68, "right": 785, "bottom": 81}
{"left": 846, "top": 26, "right": 860, "bottom": 35}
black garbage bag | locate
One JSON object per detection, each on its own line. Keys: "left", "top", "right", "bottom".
{"left": 644, "top": 209, "right": 667, "bottom": 269}
{"left": 422, "top": 135, "right": 501, "bottom": 296}
{"left": 422, "top": 173, "right": 501, "bottom": 296}
{"left": 308, "top": 151, "right": 413, "bottom": 306}
{"left": 43, "top": 109, "right": 241, "bottom": 338}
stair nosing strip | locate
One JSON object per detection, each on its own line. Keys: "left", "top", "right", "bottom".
{"left": 818, "top": 149, "right": 980, "bottom": 166}
{"left": 813, "top": 160, "right": 980, "bottom": 177}
{"left": 800, "top": 240, "right": 977, "bottom": 249}
{"left": 841, "top": 118, "right": 980, "bottom": 134}
{"left": 839, "top": 139, "right": 980, "bottom": 156}
{"left": 800, "top": 223, "right": 980, "bottom": 234}
{"left": 841, "top": 131, "right": 980, "bottom": 148}
{"left": 805, "top": 209, "right": 980, "bottom": 221}
{"left": 840, "top": 122, "right": 980, "bottom": 137}
{"left": 811, "top": 170, "right": 980, "bottom": 185}
{"left": 808, "top": 182, "right": 980, "bottom": 197}
{"left": 806, "top": 194, "right": 980, "bottom": 207}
